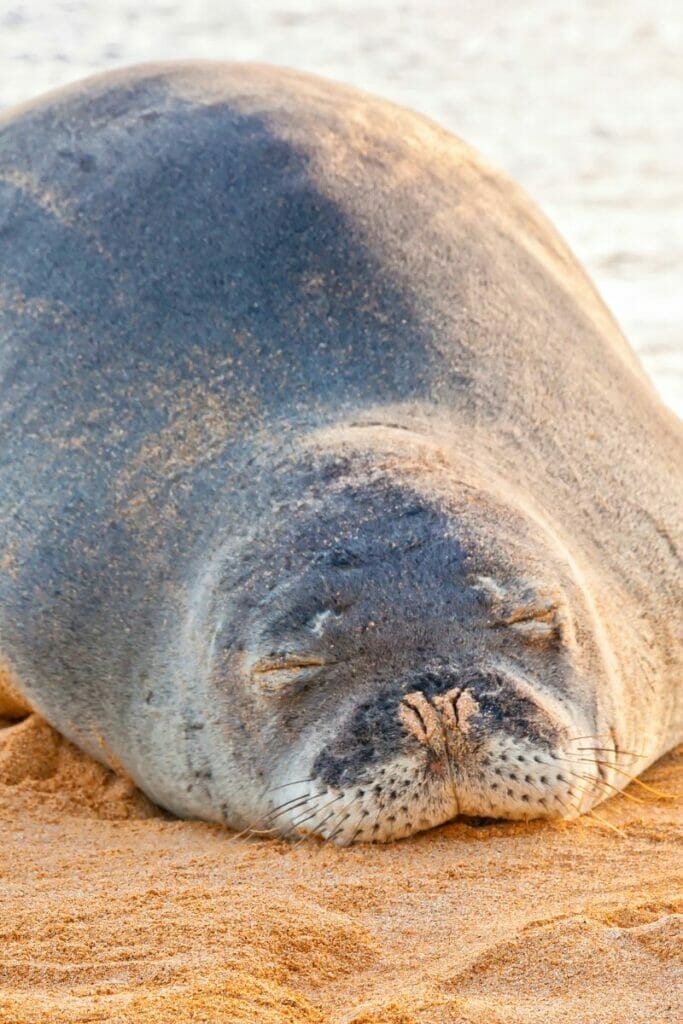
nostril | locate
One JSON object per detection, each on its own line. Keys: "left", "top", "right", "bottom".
{"left": 400, "top": 703, "right": 426, "bottom": 739}
{"left": 407, "top": 701, "right": 428, "bottom": 733}
{"left": 453, "top": 689, "right": 480, "bottom": 734}
{"left": 432, "top": 687, "right": 462, "bottom": 729}
{"left": 398, "top": 691, "right": 441, "bottom": 746}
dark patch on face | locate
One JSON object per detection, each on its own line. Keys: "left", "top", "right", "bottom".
{"left": 312, "top": 663, "right": 462, "bottom": 787}
{"left": 409, "top": 666, "right": 463, "bottom": 700}
{"left": 312, "top": 685, "right": 405, "bottom": 788}
{"left": 460, "top": 670, "right": 561, "bottom": 750}
{"left": 312, "top": 665, "right": 561, "bottom": 789}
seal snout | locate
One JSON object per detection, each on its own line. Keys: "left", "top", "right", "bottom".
{"left": 399, "top": 668, "right": 563, "bottom": 752}
{"left": 391, "top": 668, "right": 590, "bottom": 828}
{"left": 264, "top": 660, "right": 605, "bottom": 844}
{"left": 399, "top": 687, "right": 480, "bottom": 746}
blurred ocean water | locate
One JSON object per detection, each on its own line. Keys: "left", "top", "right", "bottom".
{"left": 0, "top": 0, "right": 680, "bottom": 414}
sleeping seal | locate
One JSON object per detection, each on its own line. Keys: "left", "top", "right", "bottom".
{"left": 0, "top": 62, "right": 680, "bottom": 843}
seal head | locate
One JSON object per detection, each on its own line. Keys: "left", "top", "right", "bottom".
{"left": 166, "top": 427, "right": 614, "bottom": 843}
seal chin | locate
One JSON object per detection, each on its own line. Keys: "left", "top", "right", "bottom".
{"left": 265, "top": 668, "right": 604, "bottom": 845}
{"left": 262, "top": 754, "right": 459, "bottom": 846}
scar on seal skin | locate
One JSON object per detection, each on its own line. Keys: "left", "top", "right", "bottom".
{"left": 0, "top": 61, "right": 680, "bottom": 844}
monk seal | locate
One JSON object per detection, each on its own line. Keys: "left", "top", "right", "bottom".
{"left": 0, "top": 62, "right": 680, "bottom": 843}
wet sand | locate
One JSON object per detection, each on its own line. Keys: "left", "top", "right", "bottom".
{"left": 0, "top": 717, "right": 680, "bottom": 1023}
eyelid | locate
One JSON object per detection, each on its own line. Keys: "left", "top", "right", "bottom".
{"left": 472, "top": 575, "right": 567, "bottom": 643}
{"left": 248, "top": 654, "right": 330, "bottom": 695}
{"left": 251, "top": 655, "right": 328, "bottom": 674}
{"left": 500, "top": 601, "right": 560, "bottom": 626}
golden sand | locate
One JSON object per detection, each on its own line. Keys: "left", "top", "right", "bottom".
{"left": 0, "top": 715, "right": 680, "bottom": 1023}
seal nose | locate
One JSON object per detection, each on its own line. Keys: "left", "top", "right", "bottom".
{"left": 400, "top": 668, "right": 573, "bottom": 771}
{"left": 434, "top": 688, "right": 481, "bottom": 736}
{"left": 399, "top": 687, "right": 481, "bottom": 748}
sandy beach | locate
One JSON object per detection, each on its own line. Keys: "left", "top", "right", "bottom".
{"left": 0, "top": 718, "right": 681, "bottom": 1022}
{"left": 0, "top": 2, "right": 681, "bottom": 1022}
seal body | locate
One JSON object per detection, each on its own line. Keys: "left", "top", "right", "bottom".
{"left": 0, "top": 62, "right": 680, "bottom": 842}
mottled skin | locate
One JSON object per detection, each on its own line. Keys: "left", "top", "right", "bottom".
{"left": 0, "top": 63, "right": 680, "bottom": 842}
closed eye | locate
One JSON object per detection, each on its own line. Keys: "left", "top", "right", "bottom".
{"left": 501, "top": 601, "right": 560, "bottom": 626}
{"left": 497, "top": 599, "right": 566, "bottom": 648}
{"left": 249, "top": 654, "right": 331, "bottom": 694}
{"left": 252, "top": 655, "right": 328, "bottom": 674}
{"left": 473, "top": 576, "right": 566, "bottom": 646}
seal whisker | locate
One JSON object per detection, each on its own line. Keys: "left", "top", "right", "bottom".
{"left": 224, "top": 824, "right": 278, "bottom": 843}
{"left": 566, "top": 734, "right": 618, "bottom": 743}
{"left": 304, "top": 806, "right": 342, "bottom": 838}
{"left": 264, "top": 792, "right": 313, "bottom": 818}
{"left": 325, "top": 813, "right": 352, "bottom": 845}
{"left": 265, "top": 778, "right": 315, "bottom": 795}
{"left": 573, "top": 746, "right": 647, "bottom": 758}
{"left": 368, "top": 807, "right": 385, "bottom": 842}
{"left": 566, "top": 753, "right": 655, "bottom": 780}
{"left": 288, "top": 793, "right": 345, "bottom": 836}
{"left": 566, "top": 779, "right": 600, "bottom": 803}
{"left": 565, "top": 769, "right": 647, "bottom": 805}
{"left": 557, "top": 747, "right": 645, "bottom": 772}
{"left": 262, "top": 793, "right": 314, "bottom": 826}
{"left": 289, "top": 830, "right": 316, "bottom": 850}
{"left": 553, "top": 791, "right": 584, "bottom": 819}
{"left": 280, "top": 806, "right": 320, "bottom": 844}
{"left": 555, "top": 754, "right": 640, "bottom": 767}
{"left": 229, "top": 825, "right": 282, "bottom": 842}
{"left": 584, "top": 810, "right": 626, "bottom": 837}
{"left": 320, "top": 800, "right": 351, "bottom": 838}
{"left": 588, "top": 762, "right": 671, "bottom": 799}
{"left": 348, "top": 821, "right": 365, "bottom": 844}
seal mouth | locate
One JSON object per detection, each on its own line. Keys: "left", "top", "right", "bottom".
{"left": 260, "top": 665, "right": 607, "bottom": 845}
